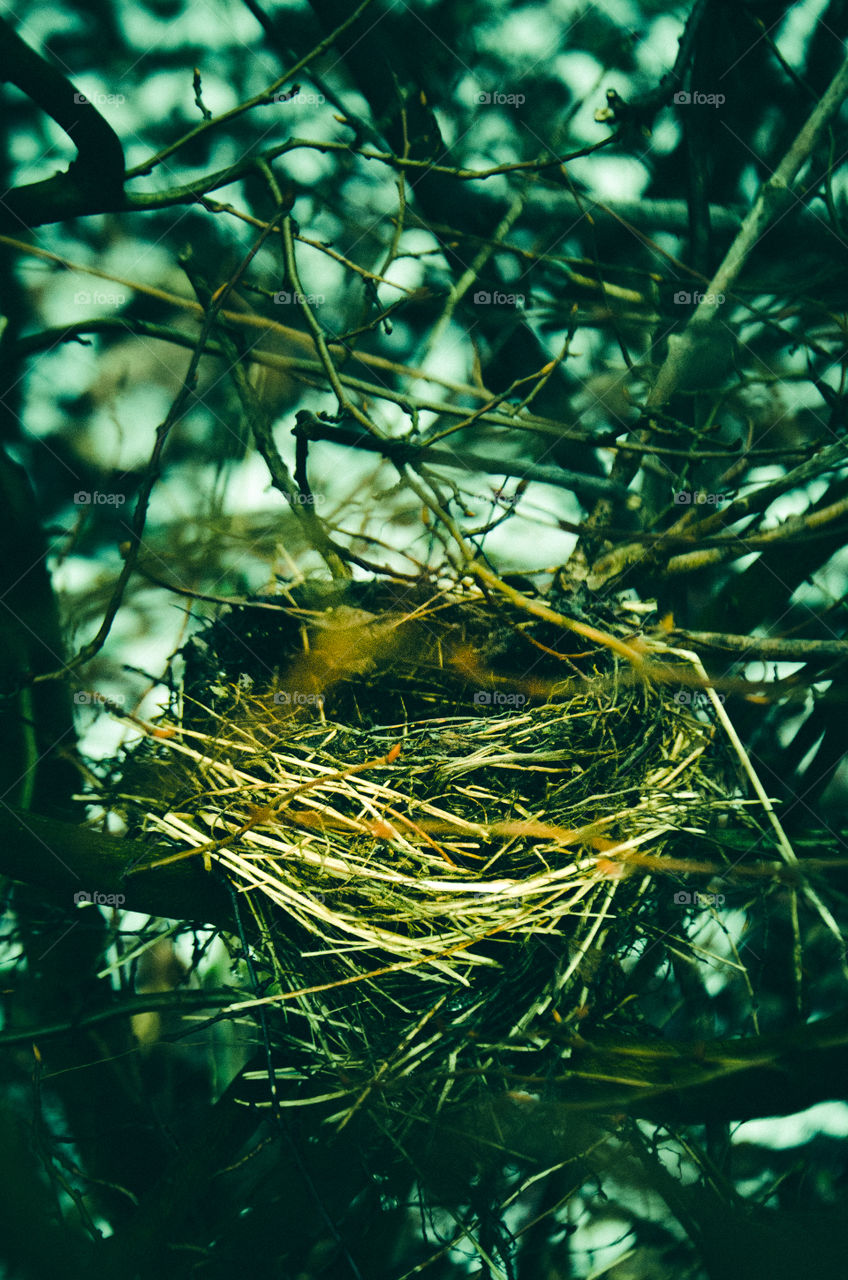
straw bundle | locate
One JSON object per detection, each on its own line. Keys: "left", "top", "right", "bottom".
{"left": 116, "top": 585, "right": 761, "bottom": 1126}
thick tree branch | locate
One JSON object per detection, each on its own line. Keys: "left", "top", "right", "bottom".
{"left": 648, "top": 48, "right": 848, "bottom": 411}
{"left": 0, "top": 807, "right": 233, "bottom": 927}
{"left": 0, "top": 987, "right": 242, "bottom": 1047}
{"left": 0, "top": 14, "right": 124, "bottom": 229}
{"left": 554, "top": 1009, "right": 848, "bottom": 1122}
{"left": 667, "top": 629, "right": 848, "bottom": 663}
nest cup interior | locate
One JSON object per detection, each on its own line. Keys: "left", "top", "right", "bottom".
{"left": 116, "top": 581, "right": 759, "bottom": 1121}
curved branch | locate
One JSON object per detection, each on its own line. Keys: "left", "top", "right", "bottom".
{"left": 0, "top": 987, "right": 240, "bottom": 1047}
{"left": 556, "top": 1010, "right": 848, "bottom": 1123}
{"left": 0, "top": 807, "right": 233, "bottom": 927}
{"left": 0, "top": 14, "right": 124, "bottom": 229}
{"left": 667, "top": 629, "right": 848, "bottom": 663}
{"left": 648, "top": 48, "right": 848, "bottom": 411}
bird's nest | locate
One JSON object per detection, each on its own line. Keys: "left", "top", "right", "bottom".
{"left": 111, "top": 581, "right": 770, "bottom": 1128}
